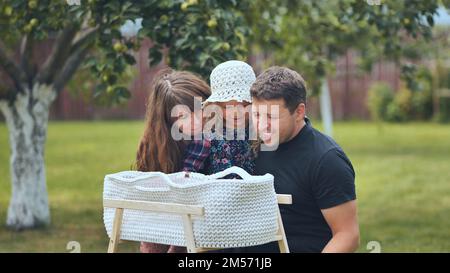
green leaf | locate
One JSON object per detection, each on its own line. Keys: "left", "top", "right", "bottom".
{"left": 426, "top": 15, "right": 434, "bottom": 27}
{"left": 115, "top": 86, "right": 131, "bottom": 99}
{"left": 123, "top": 53, "right": 136, "bottom": 65}
{"left": 149, "top": 47, "right": 162, "bottom": 66}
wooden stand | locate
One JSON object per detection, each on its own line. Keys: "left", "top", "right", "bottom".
{"left": 104, "top": 194, "right": 292, "bottom": 253}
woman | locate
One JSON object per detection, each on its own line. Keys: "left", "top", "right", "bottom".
{"left": 135, "top": 68, "right": 210, "bottom": 253}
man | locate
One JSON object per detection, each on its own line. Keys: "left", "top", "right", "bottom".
{"left": 241, "top": 66, "right": 359, "bottom": 253}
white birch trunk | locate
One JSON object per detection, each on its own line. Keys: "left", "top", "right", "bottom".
{"left": 0, "top": 83, "right": 56, "bottom": 230}
{"left": 320, "top": 78, "right": 334, "bottom": 137}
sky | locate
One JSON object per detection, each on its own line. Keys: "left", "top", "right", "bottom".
{"left": 435, "top": 6, "right": 450, "bottom": 26}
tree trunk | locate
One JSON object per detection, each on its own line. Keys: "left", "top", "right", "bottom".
{"left": 0, "top": 83, "right": 56, "bottom": 230}
{"left": 320, "top": 78, "right": 334, "bottom": 137}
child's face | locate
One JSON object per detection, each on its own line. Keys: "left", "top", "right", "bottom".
{"left": 215, "top": 100, "right": 251, "bottom": 129}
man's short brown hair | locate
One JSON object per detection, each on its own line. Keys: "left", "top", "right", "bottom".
{"left": 251, "top": 66, "right": 307, "bottom": 113}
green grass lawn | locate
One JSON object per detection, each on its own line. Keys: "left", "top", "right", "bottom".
{"left": 0, "top": 120, "right": 449, "bottom": 252}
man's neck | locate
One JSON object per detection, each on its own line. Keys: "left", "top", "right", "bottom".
{"left": 286, "top": 118, "right": 306, "bottom": 143}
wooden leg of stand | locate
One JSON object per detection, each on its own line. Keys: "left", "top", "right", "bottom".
{"left": 182, "top": 214, "right": 197, "bottom": 253}
{"left": 108, "top": 208, "right": 124, "bottom": 253}
{"left": 276, "top": 209, "right": 290, "bottom": 253}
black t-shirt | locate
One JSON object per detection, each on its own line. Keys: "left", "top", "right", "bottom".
{"left": 235, "top": 118, "right": 356, "bottom": 253}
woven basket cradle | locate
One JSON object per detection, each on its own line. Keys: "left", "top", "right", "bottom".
{"left": 103, "top": 166, "right": 279, "bottom": 248}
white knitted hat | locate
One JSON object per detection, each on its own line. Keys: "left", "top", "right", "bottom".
{"left": 204, "top": 60, "right": 256, "bottom": 104}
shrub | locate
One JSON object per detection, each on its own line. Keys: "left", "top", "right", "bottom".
{"left": 437, "top": 97, "right": 450, "bottom": 123}
{"left": 411, "top": 88, "right": 433, "bottom": 120}
{"left": 410, "top": 67, "right": 433, "bottom": 120}
{"left": 386, "top": 101, "right": 403, "bottom": 122}
{"left": 367, "top": 82, "right": 395, "bottom": 122}
{"left": 435, "top": 65, "right": 450, "bottom": 123}
{"left": 386, "top": 87, "right": 413, "bottom": 122}
{"left": 368, "top": 76, "right": 432, "bottom": 123}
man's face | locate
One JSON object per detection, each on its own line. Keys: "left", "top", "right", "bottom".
{"left": 251, "top": 98, "right": 305, "bottom": 147}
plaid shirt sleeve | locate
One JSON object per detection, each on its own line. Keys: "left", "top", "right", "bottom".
{"left": 183, "top": 138, "right": 211, "bottom": 172}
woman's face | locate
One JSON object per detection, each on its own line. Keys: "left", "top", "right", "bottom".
{"left": 172, "top": 108, "right": 203, "bottom": 138}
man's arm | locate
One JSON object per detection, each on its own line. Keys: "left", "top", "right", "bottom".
{"left": 321, "top": 200, "right": 360, "bottom": 253}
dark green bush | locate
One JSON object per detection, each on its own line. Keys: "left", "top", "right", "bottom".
{"left": 411, "top": 88, "right": 433, "bottom": 120}
{"left": 435, "top": 65, "right": 450, "bottom": 123}
{"left": 386, "top": 87, "right": 413, "bottom": 122}
{"left": 410, "top": 68, "right": 433, "bottom": 120}
{"left": 368, "top": 67, "right": 435, "bottom": 123}
{"left": 367, "top": 82, "right": 395, "bottom": 122}
{"left": 437, "top": 97, "right": 450, "bottom": 123}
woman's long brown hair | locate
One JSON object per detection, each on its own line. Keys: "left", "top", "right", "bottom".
{"left": 134, "top": 68, "right": 211, "bottom": 173}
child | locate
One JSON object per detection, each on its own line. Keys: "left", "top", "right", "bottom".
{"left": 183, "top": 60, "right": 257, "bottom": 176}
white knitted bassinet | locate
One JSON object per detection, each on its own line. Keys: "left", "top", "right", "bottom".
{"left": 103, "top": 166, "right": 279, "bottom": 248}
